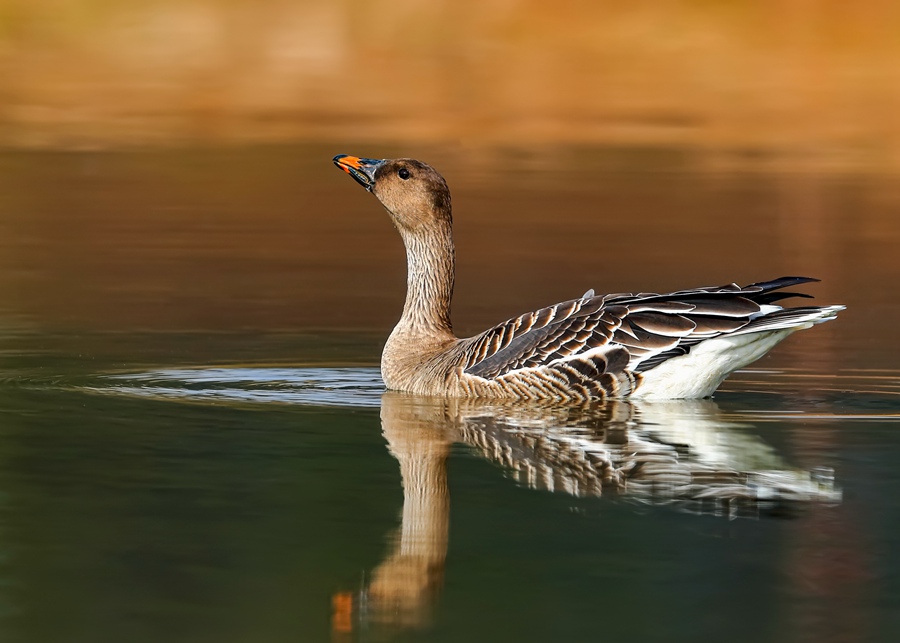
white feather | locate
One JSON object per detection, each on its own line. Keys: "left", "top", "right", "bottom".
{"left": 631, "top": 330, "right": 794, "bottom": 399}
{"left": 632, "top": 305, "right": 844, "bottom": 399}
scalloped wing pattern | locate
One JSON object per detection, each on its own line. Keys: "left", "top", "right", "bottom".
{"left": 462, "top": 277, "right": 821, "bottom": 390}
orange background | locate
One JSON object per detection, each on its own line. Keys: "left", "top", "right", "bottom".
{"left": 1, "top": 1, "right": 898, "bottom": 169}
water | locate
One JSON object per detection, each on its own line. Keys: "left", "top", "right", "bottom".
{"left": 1, "top": 146, "right": 899, "bottom": 642}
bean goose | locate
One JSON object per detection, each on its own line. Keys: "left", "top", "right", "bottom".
{"left": 333, "top": 155, "right": 843, "bottom": 400}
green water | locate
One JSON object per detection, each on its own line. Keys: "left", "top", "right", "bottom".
{"left": 1, "top": 147, "right": 899, "bottom": 642}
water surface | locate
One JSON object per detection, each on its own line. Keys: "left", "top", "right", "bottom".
{"left": 1, "top": 146, "right": 899, "bottom": 642}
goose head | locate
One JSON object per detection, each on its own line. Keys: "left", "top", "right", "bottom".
{"left": 333, "top": 155, "right": 452, "bottom": 233}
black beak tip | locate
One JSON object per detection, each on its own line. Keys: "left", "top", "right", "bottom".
{"left": 333, "top": 154, "right": 378, "bottom": 191}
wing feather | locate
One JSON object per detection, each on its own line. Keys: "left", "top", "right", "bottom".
{"left": 463, "top": 277, "right": 827, "bottom": 382}
{"left": 627, "top": 312, "right": 696, "bottom": 336}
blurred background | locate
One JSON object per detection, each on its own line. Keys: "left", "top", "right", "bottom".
{"left": 0, "top": 0, "right": 896, "bottom": 163}
{"left": 0, "top": 0, "right": 898, "bottom": 166}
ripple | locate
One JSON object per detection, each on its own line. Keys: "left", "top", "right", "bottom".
{"left": 11, "top": 365, "right": 900, "bottom": 417}
{"left": 90, "top": 366, "right": 385, "bottom": 408}
{"left": 726, "top": 368, "right": 900, "bottom": 396}
{"left": 719, "top": 368, "right": 900, "bottom": 421}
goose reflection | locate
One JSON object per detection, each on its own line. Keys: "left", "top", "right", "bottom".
{"left": 333, "top": 392, "right": 840, "bottom": 636}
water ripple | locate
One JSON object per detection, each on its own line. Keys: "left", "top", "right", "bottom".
{"left": 93, "top": 366, "right": 385, "bottom": 408}
{"left": 15, "top": 366, "right": 900, "bottom": 417}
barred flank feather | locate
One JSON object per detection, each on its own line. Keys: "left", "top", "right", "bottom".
{"left": 462, "top": 277, "right": 843, "bottom": 396}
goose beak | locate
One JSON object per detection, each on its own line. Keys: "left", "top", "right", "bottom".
{"left": 333, "top": 155, "right": 385, "bottom": 192}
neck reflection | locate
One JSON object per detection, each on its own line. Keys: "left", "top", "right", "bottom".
{"left": 333, "top": 393, "right": 840, "bottom": 637}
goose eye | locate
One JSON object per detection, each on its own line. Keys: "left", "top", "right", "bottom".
{"left": 398, "top": 168, "right": 410, "bottom": 180}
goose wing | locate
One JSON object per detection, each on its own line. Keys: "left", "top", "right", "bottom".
{"left": 462, "top": 276, "right": 820, "bottom": 381}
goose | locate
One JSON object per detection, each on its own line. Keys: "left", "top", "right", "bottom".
{"left": 333, "top": 154, "right": 844, "bottom": 400}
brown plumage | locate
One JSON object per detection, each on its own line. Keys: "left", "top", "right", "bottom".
{"left": 333, "top": 155, "right": 844, "bottom": 400}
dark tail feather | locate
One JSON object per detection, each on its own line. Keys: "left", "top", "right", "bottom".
{"left": 747, "top": 276, "right": 819, "bottom": 291}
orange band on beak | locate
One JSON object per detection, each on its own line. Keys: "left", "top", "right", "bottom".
{"left": 333, "top": 154, "right": 384, "bottom": 191}
{"left": 336, "top": 155, "right": 363, "bottom": 171}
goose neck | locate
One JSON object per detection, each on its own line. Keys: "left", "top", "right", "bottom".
{"left": 397, "top": 222, "right": 455, "bottom": 339}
